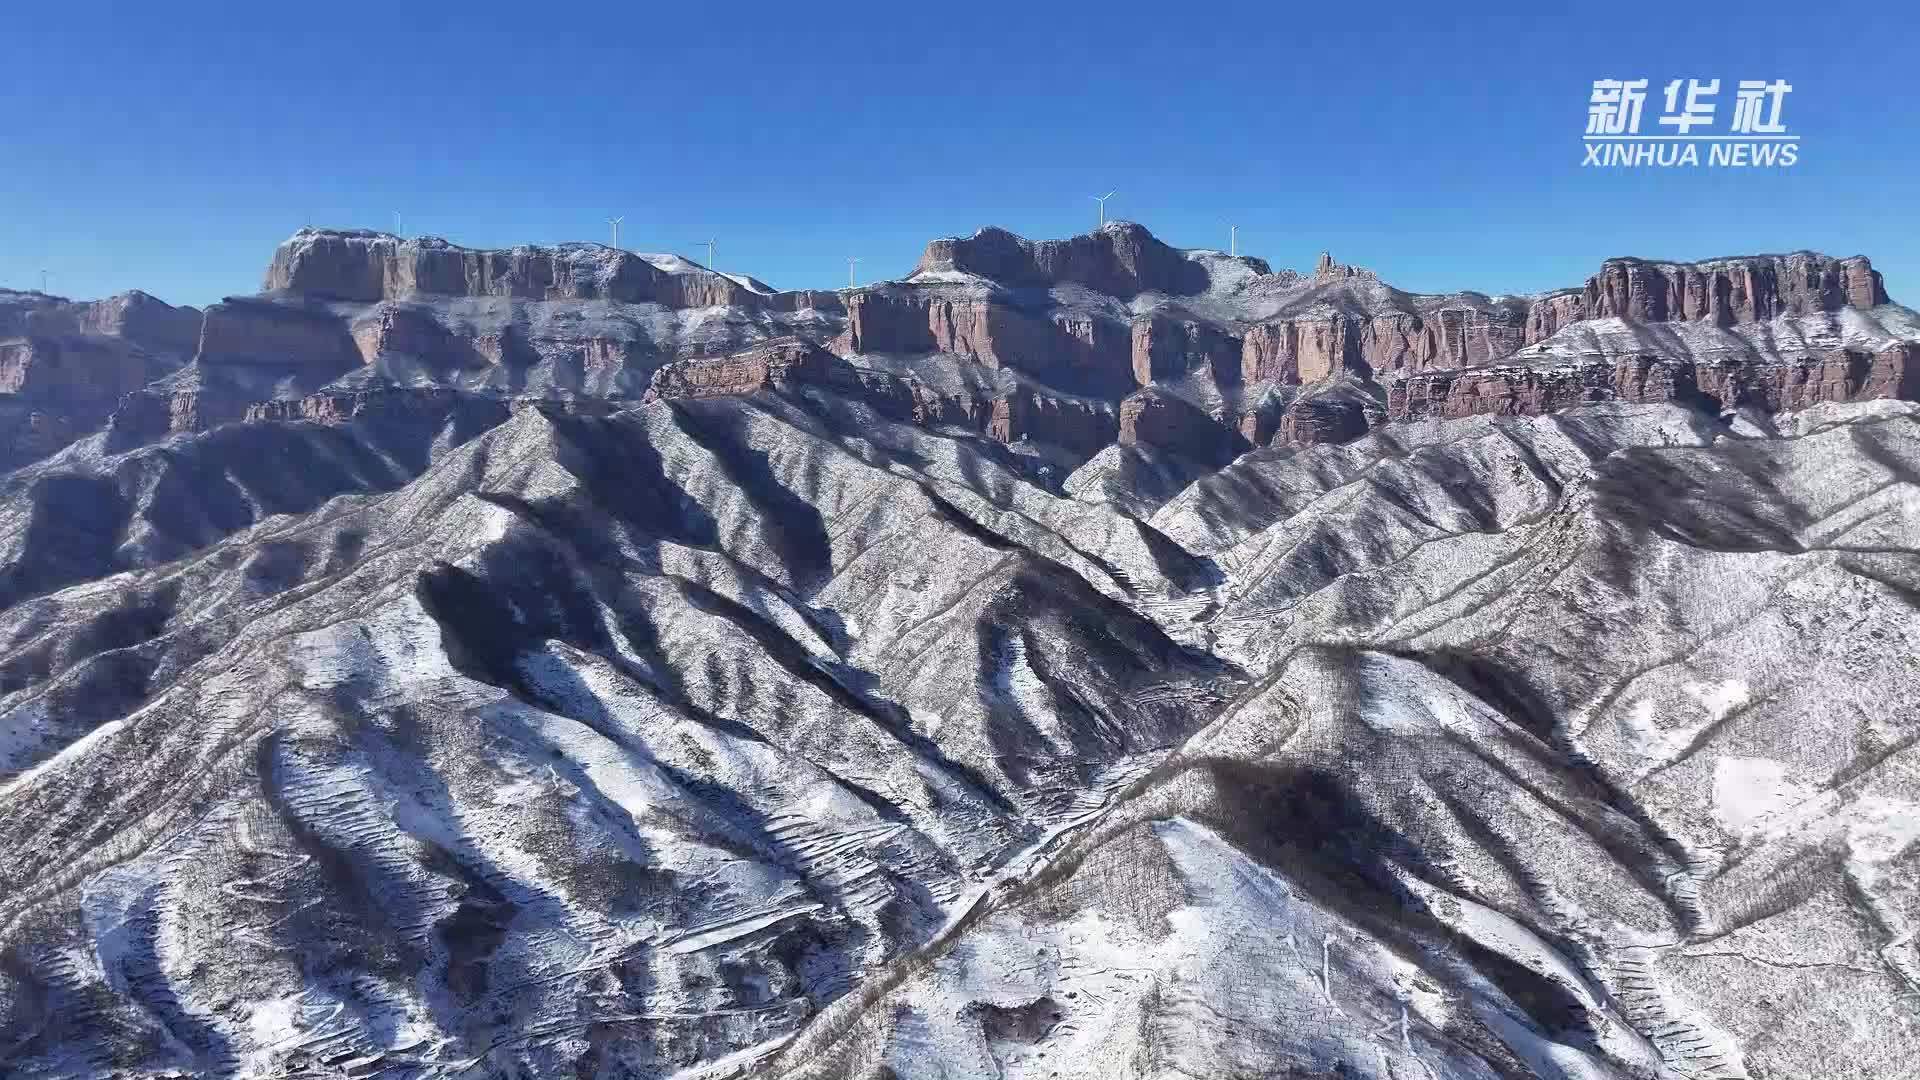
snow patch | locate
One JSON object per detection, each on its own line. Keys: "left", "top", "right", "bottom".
{"left": 1712, "top": 756, "right": 1812, "bottom": 835}
{"left": 1846, "top": 795, "right": 1920, "bottom": 865}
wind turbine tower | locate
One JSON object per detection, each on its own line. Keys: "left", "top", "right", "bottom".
{"left": 847, "top": 256, "right": 861, "bottom": 288}
{"left": 393, "top": 211, "right": 404, "bottom": 239}
{"left": 609, "top": 216, "right": 624, "bottom": 249}
{"left": 1230, "top": 224, "right": 1238, "bottom": 257}
{"left": 703, "top": 238, "right": 717, "bottom": 271}
{"left": 1092, "top": 190, "right": 1116, "bottom": 227}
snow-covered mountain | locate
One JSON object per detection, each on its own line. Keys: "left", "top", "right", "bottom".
{"left": 1, "top": 226, "right": 1917, "bottom": 1079}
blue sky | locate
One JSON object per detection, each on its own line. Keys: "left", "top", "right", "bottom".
{"left": 2, "top": 3, "right": 1914, "bottom": 308}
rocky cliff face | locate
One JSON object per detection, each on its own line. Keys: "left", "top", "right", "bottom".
{"left": 836, "top": 287, "right": 1134, "bottom": 398}
{"left": 1132, "top": 314, "right": 1239, "bottom": 387}
{"left": 1119, "top": 387, "right": 1245, "bottom": 467}
{"left": 642, "top": 338, "right": 832, "bottom": 402}
{"left": 1581, "top": 252, "right": 1886, "bottom": 324}
{"left": 248, "top": 228, "right": 1919, "bottom": 469}
{"left": 1240, "top": 308, "right": 1532, "bottom": 383}
{"left": 0, "top": 289, "right": 202, "bottom": 468}
{"left": 1236, "top": 252, "right": 1893, "bottom": 389}
{"left": 266, "top": 229, "right": 844, "bottom": 313}
{"left": 1389, "top": 357, "right": 1700, "bottom": 421}
{"left": 196, "top": 297, "right": 364, "bottom": 377}
{"left": 104, "top": 385, "right": 231, "bottom": 445}
{"left": 1694, "top": 342, "right": 1916, "bottom": 410}
{"left": 3, "top": 226, "right": 1915, "bottom": 484}
{"left": 1388, "top": 345, "right": 1918, "bottom": 423}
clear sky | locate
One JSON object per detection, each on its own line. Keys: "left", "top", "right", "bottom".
{"left": 2, "top": 2, "right": 1914, "bottom": 309}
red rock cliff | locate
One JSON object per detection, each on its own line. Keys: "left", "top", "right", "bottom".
{"left": 265, "top": 229, "right": 844, "bottom": 314}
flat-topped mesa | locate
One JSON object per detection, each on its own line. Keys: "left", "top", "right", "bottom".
{"left": 913, "top": 222, "right": 1239, "bottom": 298}
{"left": 264, "top": 228, "right": 841, "bottom": 312}
{"left": 1240, "top": 250, "right": 1896, "bottom": 388}
{"left": 1579, "top": 251, "right": 1887, "bottom": 325}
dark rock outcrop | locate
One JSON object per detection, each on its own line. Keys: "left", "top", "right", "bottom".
{"left": 643, "top": 339, "right": 832, "bottom": 402}
{"left": 196, "top": 297, "right": 363, "bottom": 380}
{"left": 986, "top": 389, "right": 1117, "bottom": 455}
{"left": 348, "top": 304, "right": 493, "bottom": 369}
{"left": 1389, "top": 341, "right": 1916, "bottom": 424}
{"left": 102, "top": 387, "right": 217, "bottom": 447}
{"left": 1119, "top": 387, "right": 1244, "bottom": 466}
{"left": 1275, "top": 390, "right": 1385, "bottom": 447}
{"left": 242, "top": 386, "right": 513, "bottom": 430}
{"left": 0, "top": 401, "right": 79, "bottom": 467}
{"left": 0, "top": 336, "right": 155, "bottom": 408}
{"left": 1388, "top": 358, "right": 1700, "bottom": 421}
{"left": 817, "top": 359, "right": 1117, "bottom": 456}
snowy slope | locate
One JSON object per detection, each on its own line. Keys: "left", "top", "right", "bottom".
{"left": 0, "top": 377, "right": 1915, "bottom": 1078}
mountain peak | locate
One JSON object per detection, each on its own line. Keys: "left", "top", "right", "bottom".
{"left": 913, "top": 221, "right": 1213, "bottom": 298}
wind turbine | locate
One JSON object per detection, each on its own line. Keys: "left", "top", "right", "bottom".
{"left": 39, "top": 268, "right": 48, "bottom": 294}
{"left": 847, "top": 256, "right": 861, "bottom": 288}
{"left": 1230, "top": 224, "right": 1238, "bottom": 257}
{"left": 702, "top": 238, "right": 717, "bottom": 271}
{"left": 608, "top": 216, "right": 624, "bottom": 249}
{"left": 1092, "top": 190, "right": 1116, "bottom": 227}
{"left": 393, "top": 211, "right": 404, "bottom": 238}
